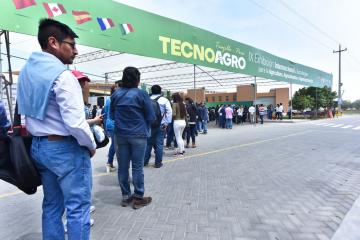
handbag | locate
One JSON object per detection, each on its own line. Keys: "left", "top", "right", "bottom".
{"left": 0, "top": 103, "right": 41, "bottom": 195}
{"left": 91, "top": 124, "right": 109, "bottom": 149}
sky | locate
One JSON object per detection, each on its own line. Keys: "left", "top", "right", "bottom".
{"left": 1, "top": 0, "right": 359, "bottom": 101}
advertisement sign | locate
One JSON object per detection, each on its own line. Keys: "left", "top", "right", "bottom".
{"left": 0, "top": 0, "right": 332, "bottom": 87}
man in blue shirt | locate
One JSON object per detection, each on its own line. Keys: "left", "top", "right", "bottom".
{"left": 0, "top": 100, "right": 10, "bottom": 137}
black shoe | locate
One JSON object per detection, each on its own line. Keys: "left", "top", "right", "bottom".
{"left": 121, "top": 197, "right": 133, "bottom": 207}
{"left": 144, "top": 162, "right": 148, "bottom": 167}
{"left": 154, "top": 163, "right": 163, "bottom": 168}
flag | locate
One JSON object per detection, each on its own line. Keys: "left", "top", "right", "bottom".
{"left": 43, "top": 2, "right": 66, "bottom": 18}
{"left": 119, "top": 23, "right": 135, "bottom": 35}
{"left": 97, "top": 18, "right": 114, "bottom": 31}
{"left": 72, "top": 11, "right": 92, "bottom": 25}
{"left": 12, "top": 0, "right": 36, "bottom": 9}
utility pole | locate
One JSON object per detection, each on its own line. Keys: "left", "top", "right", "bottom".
{"left": 333, "top": 44, "right": 347, "bottom": 113}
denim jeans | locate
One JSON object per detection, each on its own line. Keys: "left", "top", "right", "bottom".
{"left": 115, "top": 134, "right": 147, "bottom": 198}
{"left": 225, "top": 118, "right": 233, "bottom": 129}
{"left": 107, "top": 130, "right": 115, "bottom": 165}
{"left": 202, "top": 120, "right": 208, "bottom": 133}
{"left": 144, "top": 127, "right": 165, "bottom": 166}
{"left": 260, "top": 115, "right": 264, "bottom": 124}
{"left": 31, "top": 136, "right": 92, "bottom": 240}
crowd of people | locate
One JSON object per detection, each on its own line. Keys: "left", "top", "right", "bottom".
{"left": 207, "top": 102, "right": 285, "bottom": 128}
{"left": 0, "top": 18, "right": 217, "bottom": 240}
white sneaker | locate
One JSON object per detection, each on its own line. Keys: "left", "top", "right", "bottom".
{"left": 90, "top": 205, "right": 95, "bottom": 214}
{"left": 106, "top": 164, "right": 116, "bottom": 173}
{"left": 64, "top": 219, "right": 94, "bottom": 234}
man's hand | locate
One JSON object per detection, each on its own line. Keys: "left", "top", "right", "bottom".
{"left": 90, "top": 149, "right": 96, "bottom": 158}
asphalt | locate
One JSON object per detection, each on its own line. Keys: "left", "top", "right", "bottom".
{"left": 1, "top": 115, "right": 360, "bottom": 240}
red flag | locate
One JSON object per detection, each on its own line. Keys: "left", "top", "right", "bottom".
{"left": 12, "top": 0, "right": 36, "bottom": 9}
{"left": 72, "top": 11, "right": 92, "bottom": 25}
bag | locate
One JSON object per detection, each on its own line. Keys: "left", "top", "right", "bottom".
{"left": 91, "top": 125, "right": 109, "bottom": 149}
{"left": 151, "top": 96, "right": 163, "bottom": 129}
{"left": 0, "top": 103, "right": 41, "bottom": 195}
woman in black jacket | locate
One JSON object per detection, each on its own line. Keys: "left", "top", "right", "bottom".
{"left": 185, "top": 97, "right": 198, "bottom": 148}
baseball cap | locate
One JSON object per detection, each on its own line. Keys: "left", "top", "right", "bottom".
{"left": 71, "top": 70, "right": 90, "bottom": 82}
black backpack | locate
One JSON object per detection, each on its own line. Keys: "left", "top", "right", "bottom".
{"left": 151, "top": 96, "right": 163, "bottom": 129}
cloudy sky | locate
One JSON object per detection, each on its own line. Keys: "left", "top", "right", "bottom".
{"left": 2, "top": 0, "right": 360, "bottom": 101}
{"left": 116, "top": 0, "right": 359, "bottom": 101}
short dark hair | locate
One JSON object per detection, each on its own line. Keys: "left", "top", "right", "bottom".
{"left": 110, "top": 85, "right": 116, "bottom": 95}
{"left": 122, "top": 67, "right": 140, "bottom": 88}
{"left": 38, "top": 18, "right": 78, "bottom": 49}
{"left": 151, "top": 85, "right": 162, "bottom": 95}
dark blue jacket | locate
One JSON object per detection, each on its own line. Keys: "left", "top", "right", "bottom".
{"left": 0, "top": 101, "right": 10, "bottom": 137}
{"left": 110, "top": 87, "right": 155, "bottom": 137}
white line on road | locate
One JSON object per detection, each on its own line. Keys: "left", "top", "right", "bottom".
{"left": 331, "top": 124, "right": 344, "bottom": 128}
{"left": 353, "top": 126, "right": 360, "bottom": 130}
{"left": 341, "top": 125, "right": 353, "bottom": 129}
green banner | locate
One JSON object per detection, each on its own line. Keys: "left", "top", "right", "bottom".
{"left": 0, "top": 0, "right": 332, "bottom": 87}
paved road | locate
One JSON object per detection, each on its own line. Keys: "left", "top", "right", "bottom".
{"left": 1, "top": 115, "right": 360, "bottom": 240}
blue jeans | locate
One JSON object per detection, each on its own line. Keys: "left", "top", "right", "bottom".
{"left": 226, "top": 118, "right": 232, "bottom": 129}
{"left": 31, "top": 137, "right": 92, "bottom": 240}
{"left": 107, "top": 130, "right": 115, "bottom": 165}
{"left": 202, "top": 120, "right": 208, "bottom": 133}
{"left": 144, "top": 127, "right": 165, "bottom": 166}
{"left": 115, "top": 134, "right": 147, "bottom": 198}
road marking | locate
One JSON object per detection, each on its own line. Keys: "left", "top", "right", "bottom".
{"left": 341, "top": 125, "right": 353, "bottom": 129}
{"left": 331, "top": 124, "right": 344, "bottom": 128}
{"left": 163, "top": 130, "right": 314, "bottom": 164}
{"left": 353, "top": 126, "right": 360, "bottom": 130}
{"left": 323, "top": 123, "right": 335, "bottom": 126}
{"left": 0, "top": 172, "right": 111, "bottom": 200}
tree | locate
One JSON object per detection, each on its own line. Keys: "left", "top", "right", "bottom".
{"left": 341, "top": 100, "right": 352, "bottom": 110}
{"left": 292, "top": 86, "right": 337, "bottom": 111}
{"left": 353, "top": 100, "right": 360, "bottom": 109}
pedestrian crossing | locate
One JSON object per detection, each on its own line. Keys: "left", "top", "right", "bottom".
{"left": 302, "top": 119, "right": 360, "bottom": 131}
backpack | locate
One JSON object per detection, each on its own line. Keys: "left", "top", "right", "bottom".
{"left": 151, "top": 96, "right": 163, "bottom": 129}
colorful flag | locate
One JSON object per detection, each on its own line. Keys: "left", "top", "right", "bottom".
{"left": 97, "top": 18, "right": 115, "bottom": 31}
{"left": 43, "top": 2, "right": 66, "bottom": 18}
{"left": 72, "top": 11, "right": 92, "bottom": 25}
{"left": 12, "top": 0, "right": 36, "bottom": 9}
{"left": 119, "top": 23, "right": 135, "bottom": 35}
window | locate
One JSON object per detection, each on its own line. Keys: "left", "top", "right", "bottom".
{"left": 212, "top": 96, "right": 215, "bottom": 102}
{"left": 218, "top": 96, "right": 222, "bottom": 101}
{"left": 225, "top": 96, "right": 229, "bottom": 101}
{"left": 205, "top": 97, "right": 208, "bottom": 102}
{"left": 233, "top": 95, "right": 237, "bottom": 101}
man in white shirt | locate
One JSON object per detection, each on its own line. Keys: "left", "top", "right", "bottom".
{"left": 248, "top": 105, "right": 256, "bottom": 124}
{"left": 17, "top": 19, "right": 96, "bottom": 240}
{"left": 144, "top": 85, "right": 172, "bottom": 168}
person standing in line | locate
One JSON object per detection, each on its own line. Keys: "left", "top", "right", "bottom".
{"left": 103, "top": 85, "right": 118, "bottom": 173}
{"left": 17, "top": 18, "right": 96, "bottom": 240}
{"left": 225, "top": 105, "right": 233, "bottom": 129}
{"left": 237, "top": 105, "right": 244, "bottom": 124}
{"left": 200, "top": 102, "right": 209, "bottom": 134}
{"left": 185, "top": 97, "right": 198, "bottom": 148}
{"left": 144, "top": 84, "right": 172, "bottom": 168}
{"left": 279, "top": 103, "right": 284, "bottom": 120}
{"left": 111, "top": 67, "right": 155, "bottom": 209}
{"left": 259, "top": 104, "right": 266, "bottom": 124}
{"left": 249, "top": 105, "right": 256, "bottom": 125}
{"left": 171, "top": 93, "right": 187, "bottom": 156}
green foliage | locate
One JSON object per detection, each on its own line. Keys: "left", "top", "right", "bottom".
{"left": 353, "top": 100, "right": 360, "bottom": 109}
{"left": 292, "top": 87, "right": 337, "bottom": 111}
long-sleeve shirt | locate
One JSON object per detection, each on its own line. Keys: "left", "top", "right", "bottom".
{"left": 25, "top": 71, "right": 96, "bottom": 151}
{"left": 110, "top": 87, "right": 156, "bottom": 137}
{"left": 150, "top": 94, "right": 172, "bottom": 125}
